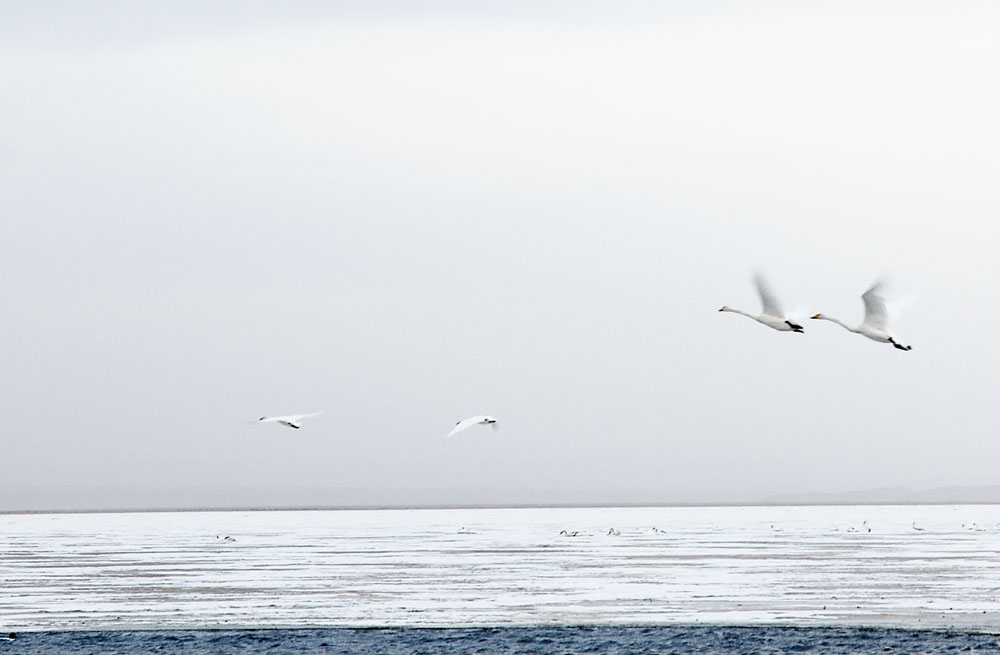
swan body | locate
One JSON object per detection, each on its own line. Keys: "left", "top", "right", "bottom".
{"left": 720, "top": 274, "right": 804, "bottom": 333}
{"left": 559, "top": 530, "right": 591, "bottom": 537}
{"left": 257, "top": 411, "right": 323, "bottom": 429}
{"left": 446, "top": 415, "right": 498, "bottom": 439}
{"left": 810, "top": 282, "right": 912, "bottom": 351}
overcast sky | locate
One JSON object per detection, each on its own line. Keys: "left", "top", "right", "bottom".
{"left": 3, "top": 1, "right": 999, "bottom": 511}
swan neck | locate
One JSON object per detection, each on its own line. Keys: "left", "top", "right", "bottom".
{"left": 727, "top": 307, "right": 755, "bottom": 319}
{"left": 823, "top": 316, "right": 857, "bottom": 332}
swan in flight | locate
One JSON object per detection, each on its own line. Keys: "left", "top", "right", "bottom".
{"left": 446, "top": 415, "right": 497, "bottom": 439}
{"left": 719, "top": 274, "right": 804, "bottom": 333}
{"left": 810, "top": 282, "right": 912, "bottom": 351}
{"left": 257, "top": 411, "right": 322, "bottom": 429}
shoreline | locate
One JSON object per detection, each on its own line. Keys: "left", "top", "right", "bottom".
{"left": 4, "top": 498, "right": 1000, "bottom": 516}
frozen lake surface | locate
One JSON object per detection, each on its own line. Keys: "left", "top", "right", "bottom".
{"left": 3, "top": 505, "right": 1000, "bottom": 632}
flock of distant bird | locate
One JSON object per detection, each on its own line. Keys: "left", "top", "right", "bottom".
{"left": 255, "top": 275, "right": 912, "bottom": 436}
{"left": 255, "top": 409, "right": 499, "bottom": 438}
{"left": 720, "top": 274, "right": 912, "bottom": 351}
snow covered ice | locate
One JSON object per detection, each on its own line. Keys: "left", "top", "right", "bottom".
{"left": 3, "top": 505, "right": 1000, "bottom": 631}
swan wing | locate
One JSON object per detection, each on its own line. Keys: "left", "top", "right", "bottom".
{"left": 287, "top": 410, "right": 323, "bottom": 422}
{"left": 861, "top": 282, "right": 890, "bottom": 331}
{"left": 446, "top": 415, "right": 489, "bottom": 439}
{"left": 753, "top": 273, "right": 784, "bottom": 317}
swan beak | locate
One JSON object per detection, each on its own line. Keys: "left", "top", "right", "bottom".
{"left": 810, "top": 313, "right": 822, "bottom": 319}
{"left": 718, "top": 306, "right": 726, "bottom": 312}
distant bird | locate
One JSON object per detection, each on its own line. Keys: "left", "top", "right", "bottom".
{"left": 719, "top": 273, "right": 804, "bottom": 333}
{"left": 811, "top": 282, "right": 912, "bottom": 351}
{"left": 559, "top": 530, "right": 581, "bottom": 537}
{"left": 457, "top": 527, "right": 476, "bottom": 534}
{"left": 215, "top": 534, "right": 236, "bottom": 542}
{"left": 912, "top": 522, "right": 925, "bottom": 532}
{"left": 257, "top": 411, "right": 323, "bottom": 429}
{"left": 445, "top": 415, "right": 498, "bottom": 439}
{"left": 607, "top": 528, "right": 621, "bottom": 536}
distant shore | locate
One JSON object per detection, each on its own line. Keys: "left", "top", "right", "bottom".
{"left": 4, "top": 496, "right": 1000, "bottom": 516}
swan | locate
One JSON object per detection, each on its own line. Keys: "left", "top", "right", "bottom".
{"left": 445, "top": 415, "right": 497, "bottom": 439}
{"left": 912, "top": 522, "right": 925, "bottom": 532}
{"left": 257, "top": 411, "right": 323, "bottom": 429}
{"left": 719, "top": 273, "right": 804, "bottom": 333}
{"left": 810, "top": 282, "right": 912, "bottom": 351}
{"left": 607, "top": 528, "right": 621, "bottom": 536}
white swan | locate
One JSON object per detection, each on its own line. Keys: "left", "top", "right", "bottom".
{"left": 811, "top": 282, "right": 912, "bottom": 351}
{"left": 446, "top": 415, "right": 497, "bottom": 439}
{"left": 257, "top": 411, "right": 322, "bottom": 429}
{"left": 719, "top": 274, "right": 804, "bottom": 333}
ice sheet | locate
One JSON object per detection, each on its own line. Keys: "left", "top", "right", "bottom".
{"left": 2, "top": 505, "right": 1000, "bottom": 631}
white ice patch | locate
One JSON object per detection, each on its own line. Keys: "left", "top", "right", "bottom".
{"left": 2, "top": 505, "right": 1000, "bottom": 631}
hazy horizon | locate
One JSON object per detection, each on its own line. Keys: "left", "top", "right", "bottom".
{"left": 4, "top": 2, "right": 1000, "bottom": 512}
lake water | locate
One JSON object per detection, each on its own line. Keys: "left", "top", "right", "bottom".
{"left": 2, "top": 504, "right": 1000, "bottom": 637}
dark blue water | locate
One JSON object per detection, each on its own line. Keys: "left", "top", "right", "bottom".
{"left": 3, "top": 627, "right": 1000, "bottom": 654}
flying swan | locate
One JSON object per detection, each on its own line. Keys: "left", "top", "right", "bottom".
{"left": 810, "top": 282, "right": 912, "bottom": 351}
{"left": 719, "top": 274, "right": 804, "bottom": 332}
{"left": 446, "top": 415, "right": 498, "bottom": 439}
{"left": 257, "top": 411, "right": 323, "bottom": 429}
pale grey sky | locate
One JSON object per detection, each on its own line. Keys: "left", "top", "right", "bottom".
{"left": 3, "top": 1, "right": 999, "bottom": 510}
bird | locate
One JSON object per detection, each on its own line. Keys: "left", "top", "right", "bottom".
{"left": 256, "top": 411, "right": 323, "bottom": 429}
{"left": 445, "top": 415, "right": 498, "bottom": 439}
{"left": 215, "top": 534, "right": 236, "bottom": 542}
{"left": 810, "top": 282, "right": 912, "bottom": 351}
{"left": 607, "top": 528, "right": 621, "bottom": 536}
{"left": 912, "top": 522, "right": 925, "bottom": 532}
{"left": 719, "top": 273, "right": 804, "bottom": 333}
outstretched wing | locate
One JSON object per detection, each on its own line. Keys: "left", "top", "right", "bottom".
{"left": 753, "top": 273, "right": 784, "bottom": 318}
{"left": 446, "top": 418, "right": 474, "bottom": 439}
{"left": 860, "top": 282, "right": 889, "bottom": 331}
{"left": 287, "top": 410, "right": 323, "bottom": 422}
{"left": 446, "top": 415, "right": 489, "bottom": 439}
